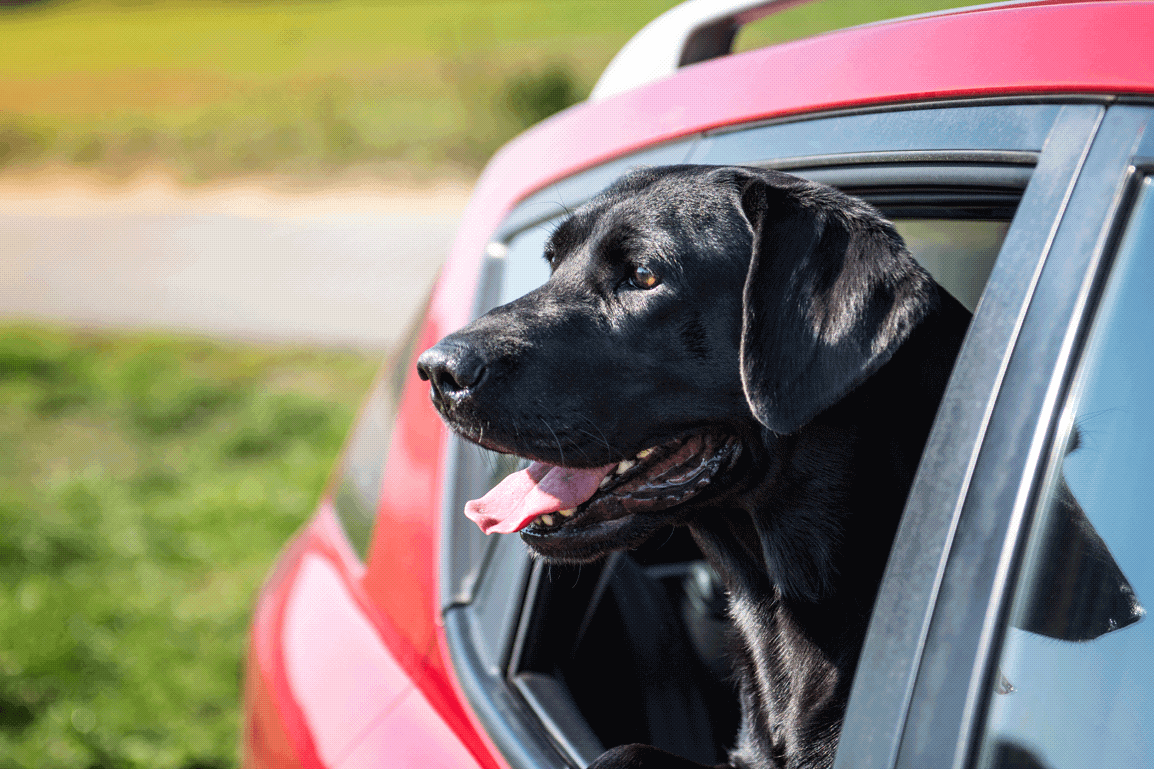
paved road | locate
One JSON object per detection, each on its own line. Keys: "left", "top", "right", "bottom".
{"left": 0, "top": 181, "right": 469, "bottom": 351}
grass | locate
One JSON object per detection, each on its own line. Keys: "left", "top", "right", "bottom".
{"left": 0, "top": 0, "right": 684, "bottom": 181}
{"left": 0, "top": 0, "right": 966, "bottom": 184}
{"left": 0, "top": 324, "right": 379, "bottom": 768}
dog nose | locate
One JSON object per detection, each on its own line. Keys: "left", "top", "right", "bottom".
{"left": 416, "top": 341, "right": 488, "bottom": 404}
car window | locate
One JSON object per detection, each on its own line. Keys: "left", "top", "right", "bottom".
{"left": 893, "top": 219, "right": 1010, "bottom": 313}
{"left": 328, "top": 301, "right": 426, "bottom": 559}
{"left": 441, "top": 106, "right": 1057, "bottom": 767}
{"left": 499, "top": 220, "right": 554, "bottom": 304}
{"left": 977, "top": 176, "right": 1154, "bottom": 769}
{"left": 462, "top": 198, "right": 1012, "bottom": 764}
{"left": 438, "top": 219, "right": 558, "bottom": 610}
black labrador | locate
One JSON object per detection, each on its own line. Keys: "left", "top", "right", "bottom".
{"left": 416, "top": 165, "right": 1139, "bottom": 769}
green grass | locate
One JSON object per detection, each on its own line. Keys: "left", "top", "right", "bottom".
{"left": 0, "top": 0, "right": 684, "bottom": 180}
{"left": 0, "top": 0, "right": 967, "bottom": 183}
{"left": 0, "top": 325, "right": 379, "bottom": 768}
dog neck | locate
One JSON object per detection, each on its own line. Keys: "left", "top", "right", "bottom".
{"left": 731, "top": 289, "right": 965, "bottom": 597}
{"left": 687, "top": 290, "right": 970, "bottom": 766}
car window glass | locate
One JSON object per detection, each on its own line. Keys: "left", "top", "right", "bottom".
{"left": 499, "top": 221, "right": 554, "bottom": 305}
{"left": 483, "top": 221, "right": 555, "bottom": 500}
{"left": 893, "top": 219, "right": 1010, "bottom": 313}
{"left": 329, "top": 302, "right": 426, "bottom": 559}
{"left": 977, "top": 176, "right": 1154, "bottom": 769}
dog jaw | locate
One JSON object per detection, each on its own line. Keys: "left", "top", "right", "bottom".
{"left": 513, "top": 433, "right": 743, "bottom": 562}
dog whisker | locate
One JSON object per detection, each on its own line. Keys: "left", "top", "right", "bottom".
{"left": 573, "top": 411, "right": 613, "bottom": 456}
{"left": 538, "top": 415, "right": 566, "bottom": 466}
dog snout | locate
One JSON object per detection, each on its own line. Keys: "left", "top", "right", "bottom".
{"left": 416, "top": 341, "right": 488, "bottom": 406}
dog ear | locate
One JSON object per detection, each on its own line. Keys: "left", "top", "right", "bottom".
{"left": 733, "top": 168, "right": 938, "bottom": 434}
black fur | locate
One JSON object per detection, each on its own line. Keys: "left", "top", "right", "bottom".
{"left": 418, "top": 165, "right": 970, "bottom": 768}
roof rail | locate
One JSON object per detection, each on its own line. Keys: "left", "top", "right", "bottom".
{"left": 589, "top": 0, "right": 818, "bottom": 101}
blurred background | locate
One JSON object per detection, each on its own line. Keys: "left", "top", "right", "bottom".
{"left": 0, "top": 1, "right": 964, "bottom": 766}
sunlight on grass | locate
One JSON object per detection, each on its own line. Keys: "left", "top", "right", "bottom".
{"left": 0, "top": 325, "right": 378, "bottom": 768}
{"left": 0, "top": 0, "right": 681, "bottom": 179}
{"left": 0, "top": 0, "right": 968, "bottom": 183}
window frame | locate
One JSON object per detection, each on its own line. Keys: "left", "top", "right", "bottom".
{"left": 849, "top": 105, "right": 1154, "bottom": 769}
{"left": 438, "top": 101, "right": 1112, "bottom": 769}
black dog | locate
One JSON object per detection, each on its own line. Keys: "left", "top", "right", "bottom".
{"left": 417, "top": 165, "right": 971, "bottom": 768}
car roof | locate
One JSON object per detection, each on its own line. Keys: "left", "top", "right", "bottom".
{"left": 588, "top": 0, "right": 1109, "bottom": 102}
{"left": 434, "top": 0, "right": 1154, "bottom": 336}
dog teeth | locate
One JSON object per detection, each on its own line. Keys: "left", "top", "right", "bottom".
{"left": 559, "top": 508, "right": 575, "bottom": 517}
{"left": 636, "top": 448, "right": 653, "bottom": 459}
{"left": 616, "top": 459, "right": 636, "bottom": 475}
{"left": 539, "top": 514, "right": 554, "bottom": 526}
{"left": 599, "top": 474, "right": 614, "bottom": 489}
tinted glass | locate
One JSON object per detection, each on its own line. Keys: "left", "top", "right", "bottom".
{"left": 978, "top": 177, "right": 1154, "bottom": 769}
{"left": 482, "top": 220, "right": 554, "bottom": 484}
{"left": 329, "top": 306, "right": 424, "bottom": 559}
{"left": 499, "top": 220, "right": 553, "bottom": 305}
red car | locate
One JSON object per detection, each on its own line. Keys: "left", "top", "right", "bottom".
{"left": 242, "top": 2, "right": 1154, "bottom": 768}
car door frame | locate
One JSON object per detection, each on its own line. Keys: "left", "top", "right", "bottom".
{"left": 838, "top": 104, "right": 1154, "bottom": 769}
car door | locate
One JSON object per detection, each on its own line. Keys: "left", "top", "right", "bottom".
{"left": 839, "top": 105, "right": 1154, "bottom": 769}
{"left": 440, "top": 101, "right": 1117, "bottom": 769}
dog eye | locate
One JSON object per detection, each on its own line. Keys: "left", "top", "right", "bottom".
{"left": 629, "top": 265, "right": 661, "bottom": 290}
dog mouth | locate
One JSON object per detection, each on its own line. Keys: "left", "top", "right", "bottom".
{"left": 464, "top": 433, "right": 741, "bottom": 537}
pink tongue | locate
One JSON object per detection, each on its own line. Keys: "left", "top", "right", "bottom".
{"left": 465, "top": 461, "right": 615, "bottom": 534}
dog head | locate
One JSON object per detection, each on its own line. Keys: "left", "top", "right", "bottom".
{"left": 417, "top": 165, "right": 937, "bottom": 562}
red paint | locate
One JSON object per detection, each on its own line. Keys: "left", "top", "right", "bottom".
{"left": 244, "top": 507, "right": 494, "bottom": 768}
{"left": 338, "top": 686, "right": 489, "bottom": 769}
{"left": 281, "top": 553, "right": 413, "bottom": 765}
{"left": 246, "top": 528, "right": 323, "bottom": 769}
{"left": 360, "top": 304, "right": 510, "bottom": 768}
{"left": 246, "top": 3, "right": 1154, "bottom": 766}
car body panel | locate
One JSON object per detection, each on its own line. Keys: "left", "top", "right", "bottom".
{"left": 245, "top": 505, "right": 497, "bottom": 769}
{"left": 243, "top": 3, "right": 1154, "bottom": 767}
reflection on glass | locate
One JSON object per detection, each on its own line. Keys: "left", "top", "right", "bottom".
{"left": 329, "top": 307, "right": 424, "bottom": 559}
{"left": 978, "top": 177, "right": 1154, "bottom": 769}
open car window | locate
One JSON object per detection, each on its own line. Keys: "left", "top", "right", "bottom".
{"left": 439, "top": 103, "right": 1081, "bottom": 769}
{"left": 486, "top": 203, "right": 1015, "bottom": 768}
{"left": 447, "top": 194, "right": 1017, "bottom": 767}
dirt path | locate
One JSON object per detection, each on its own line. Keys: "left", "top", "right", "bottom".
{"left": 0, "top": 173, "right": 473, "bottom": 350}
